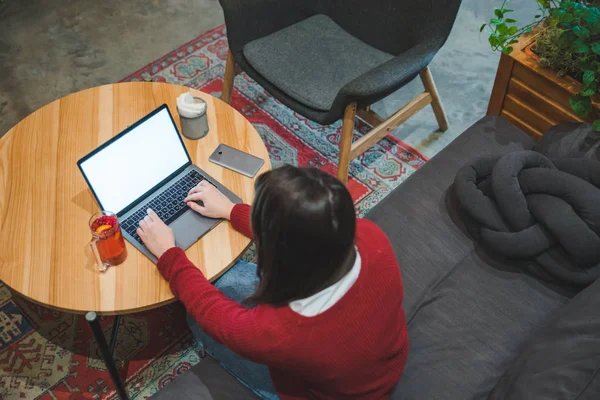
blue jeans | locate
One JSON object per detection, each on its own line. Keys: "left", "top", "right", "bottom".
{"left": 186, "top": 261, "right": 279, "bottom": 400}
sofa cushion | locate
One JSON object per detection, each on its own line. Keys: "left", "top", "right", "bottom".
{"left": 150, "top": 356, "right": 257, "bottom": 400}
{"left": 243, "top": 14, "right": 393, "bottom": 111}
{"left": 391, "top": 249, "right": 573, "bottom": 400}
{"left": 534, "top": 122, "right": 600, "bottom": 160}
{"left": 488, "top": 276, "right": 600, "bottom": 400}
{"left": 368, "top": 116, "right": 579, "bottom": 399}
{"left": 367, "top": 116, "right": 537, "bottom": 318}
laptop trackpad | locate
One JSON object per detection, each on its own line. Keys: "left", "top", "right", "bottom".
{"left": 170, "top": 210, "right": 218, "bottom": 249}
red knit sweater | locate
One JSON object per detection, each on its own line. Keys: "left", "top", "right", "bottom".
{"left": 157, "top": 204, "right": 408, "bottom": 399}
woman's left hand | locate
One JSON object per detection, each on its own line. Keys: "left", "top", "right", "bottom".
{"left": 137, "top": 209, "right": 176, "bottom": 258}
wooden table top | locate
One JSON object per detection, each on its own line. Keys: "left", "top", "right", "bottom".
{"left": 0, "top": 82, "right": 270, "bottom": 315}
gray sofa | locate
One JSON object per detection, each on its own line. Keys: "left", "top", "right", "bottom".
{"left": 152, "top": 116, "right": 599, "bottom": 399}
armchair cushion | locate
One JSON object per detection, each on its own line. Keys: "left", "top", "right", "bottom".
{"left": 243, "top": 14, "right": 393, "bottom": 111}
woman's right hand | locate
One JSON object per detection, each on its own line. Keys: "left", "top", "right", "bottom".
{"left": 184, "top": 180, "right": 235, "bottom": 220}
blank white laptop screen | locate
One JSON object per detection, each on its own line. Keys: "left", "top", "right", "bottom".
{"left": 79, "top": 108, "right": 189, "bottom": 214}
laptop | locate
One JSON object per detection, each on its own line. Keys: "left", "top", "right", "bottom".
{"left": 77, "top": 104, "right": 242, "bottom": 263}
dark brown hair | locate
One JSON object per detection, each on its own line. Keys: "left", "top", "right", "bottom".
{"left": 247, "top": 165, "right": 356, "bottom": 306}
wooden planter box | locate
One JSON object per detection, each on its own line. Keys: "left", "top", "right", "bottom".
{"left": 487, "top": 29, "right": 598, "bottom": 139}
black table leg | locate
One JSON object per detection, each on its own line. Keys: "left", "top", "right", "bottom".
{"left": 109, "top": 315, "right": 122, "bottom": 356}
{"left": 86, "top": 312, "right": 129, "bottom": 400}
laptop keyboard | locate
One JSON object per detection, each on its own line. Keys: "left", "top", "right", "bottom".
{"left": 121, "top": 170, "right": 210, "bottom": 244}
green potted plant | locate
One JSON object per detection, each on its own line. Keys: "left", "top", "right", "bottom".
{"left": 482, "top": 0, "right": 600, "bottom": 129}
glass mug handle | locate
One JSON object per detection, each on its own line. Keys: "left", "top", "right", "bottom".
{"left": 90, "top": 237, "right": 109, "bottom": 273}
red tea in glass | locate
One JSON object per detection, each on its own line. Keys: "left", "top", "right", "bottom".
{"left": 89, "top": 211, "right": 127, "bottom": 272}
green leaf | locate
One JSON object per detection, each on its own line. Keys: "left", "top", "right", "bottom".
{"left": 480, "top": 23, "right": 487, "bottom": 33}
{"left": 561, "top": 13, "right": 574, "bottom": 23}
{"left": 536, "top": 0, "right": 549, "bottom": 8}
{"left": 489, "top": 35, "right": 500, "bottom": 48}
{"left": 525, "top": 27, "right": 533, "bottom": 33}
{"left": 558, "top": 21, "right": 571, "bottom": 29}
{"left": 508, "top": 26, "right": 519, "bottom": 35}
{"left": 535, "top": 14, "right": 542, "bottom": 18}
{"left": 494, "top": 8, "right": 504, "bottom": 19}
{"left": 578, "top": 44, "right": 590, "bottom": 53}
{"left": 504, "top": 46, "right": 514, "bottom": 55}
{"left": 570, "top": 95, "right": 593, "bottom": 118}
{"left": 593, "top": 119, "right": 600, "bottom": 131}
{"left": 583, "top": 70, "right": 596, "bottom": 86}
{"left": 581, "top": 87, "right": 596, "bottom": 96}
{"left": 582, "top": 27, "right": 590, "bottom": 38}
{"left": 573, "top": 25, "right": 584, "bottom": 37}
{"left": 503, "top": 9, "right": 514, "bottom": 13}
{"left": 585, "top": 13, "right": 598, "bottom": 24}
{"left": 497, "top": 23, "right": 509, "bottom": 35}
{"left": 508, "top": 39, "right": 519, "bottom": 44}
{"left": 553, "top": 9, "right": 566, "bottom": 17}
{"left": 574, "top": 39, "right": 590, "bottom": 53}
{"left": 491, "top": 18, "right": 502, "bottom": 25}
{"left": 592, "top": 42, "right": 600, "bottom": 55}
{"left": 559, "top": 31, "right": 576, "bottom": 47}
{"left": 505, "top": 18, "right": 517, "bottom": 23}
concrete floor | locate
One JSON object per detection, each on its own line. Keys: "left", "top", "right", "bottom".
{"left": 372, "top": 0, "right": 539, "bottom": 157}
{"left": 0, "top": 0, "right": 538, "bottom": 152}
{"left": 0, "top": 0, "right": 224, "bottom": 137}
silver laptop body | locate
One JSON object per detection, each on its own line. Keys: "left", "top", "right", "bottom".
{"left": 78, "top": 104, "right": 242, "bottom": 263}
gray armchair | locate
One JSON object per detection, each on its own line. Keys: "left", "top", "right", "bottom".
{"left": 219, "top": 0, "right": 462, "bottom": 183}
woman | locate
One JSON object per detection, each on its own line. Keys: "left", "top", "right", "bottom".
{"left": 137, "top": 165, "right": 408, "bottom": 399}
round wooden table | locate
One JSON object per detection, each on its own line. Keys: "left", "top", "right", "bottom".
{"left": 0, "top": 82, "right": 270, "bottom": 315}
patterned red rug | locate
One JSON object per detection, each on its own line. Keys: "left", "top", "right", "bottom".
{"left": 0, "top": 25, "right": 428, "bottom": 399}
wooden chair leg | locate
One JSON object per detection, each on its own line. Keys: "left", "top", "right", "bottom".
{"left": 337, "top": 103, "right": 357, "bottom": 184}
{"left": 357, "top": 107, "right": 384, "bottom": 128}
{"left": 419, "top": 66, "right": 449, "bottom": 131}
{"left": 222, "top": 50, "right": 236, "bottom": 104}
{"left": 342, "top": 71, "right": 446, "bottom": 170}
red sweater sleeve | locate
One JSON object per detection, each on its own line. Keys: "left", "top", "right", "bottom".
{"left": 157, "top": 247, "right": 289, "bottom": 363}
{"left": 230, "top": 203, "right": 253, "bottom": 239}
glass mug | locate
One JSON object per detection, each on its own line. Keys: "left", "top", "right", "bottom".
{"left": 89, "top": 211, "right": 127, "bottom": 272}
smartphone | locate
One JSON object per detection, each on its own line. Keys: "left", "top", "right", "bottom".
{"left": 208, "top": 144, "right": 265, "bottom": 178}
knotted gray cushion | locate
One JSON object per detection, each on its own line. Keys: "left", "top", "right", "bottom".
{"left": 453, "top": 151, "right": 600, "bottom": 287}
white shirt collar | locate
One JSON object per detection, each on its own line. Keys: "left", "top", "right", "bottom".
{"left": 289, "top": 248, "right": 361, "bottom": 317}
